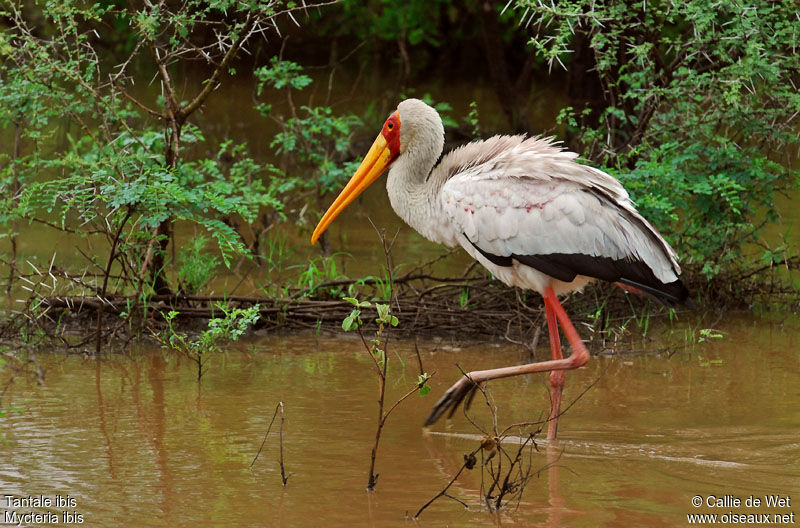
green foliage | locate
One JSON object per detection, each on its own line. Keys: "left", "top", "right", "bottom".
{"left": 14, "top": 127, "right": 283, "bottom": 268}
{"left": 336, "top": 0, "right": 452, "bottom": 47}
{"left": 341, "top": 310, "right": 361, "bottom": 332}
{"left": 458, "top": 286, "right": 473, "bottom": 310}
{"left": 178, "top": 236, "right": 220, "bottom": 294}
{"left": 292, "top": 255, "right": 350, "bottom": 298}
{"left": 0, "top": 0, "right": 289, "bottom": 301}
{"left": 342, "top": 296, "right": 367, "bottom": 331}
{"left": 417, "top": 373, "right": 431, "bottom": 396}
{"left": 255, "top": 57, "right": 313, "bottom": 92}
{"left": 341, "top": 297, "right": 398, "bottom": 332}
{"left": 158, "top": 304, "right": 261, "bottom": 379}
{"left": 366, "top": 268, "right": 393, "bottom": 302}
{"left": 261, "top": 230, "right": 293, "bottom": 273}
{"left": 374, "top": 302, "right": 399, "bottom": 328}
{"left": 340, "top": 290, "right": 428, "bottom": 491}
{"left": 698, "top": 328, "right": 723, "bottom": 344}
{"left": 201, "top": 304, "right": 261, "bottom": 346}
{"left": 465, "top": 101, "right": 481, "bottom": 139}
{"left": 517, "top": 0, "right": 800, "bottom": 282}
{"left": 341, "top": 297, "right": 399, "bottom": 374}
{"left": 255, "top": 59, "right": 362, "bottom": 220}
{"left": 270, "top": 104, "right": 363, "bottom": 196}
{"left": 611, "top": 141, "right": 789, "bottom": 278}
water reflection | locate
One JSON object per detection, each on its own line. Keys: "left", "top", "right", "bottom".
{"left": 1, "top": 316, "right": 799, "bottom": 526}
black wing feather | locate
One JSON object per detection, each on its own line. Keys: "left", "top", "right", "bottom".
{"left": 467, "top": 237, "right": 689, "bottom": 306}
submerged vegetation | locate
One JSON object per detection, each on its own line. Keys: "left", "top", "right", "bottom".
{"left": 0, "top": 0, "right": 798, "bottom": 349}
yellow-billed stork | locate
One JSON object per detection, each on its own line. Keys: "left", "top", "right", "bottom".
{"left": 311, "top": 99, "right": 688, "bottom": 440}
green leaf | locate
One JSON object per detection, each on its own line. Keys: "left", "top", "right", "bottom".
{"left": 342, "top": 309, "right": 361, "bottom": 331}
{"left": 417, "top": 373, "right": 431, "bottom": 396}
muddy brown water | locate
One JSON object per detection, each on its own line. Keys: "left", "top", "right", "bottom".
{"left": 2, "top": 313, "right": 798, "bottom": 527}
{"left": 2, "top": 62, "right": 799, "bottom": 527}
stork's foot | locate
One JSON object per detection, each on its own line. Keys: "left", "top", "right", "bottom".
{"left": 424, "top": 374, "right": 482, "bottom": 426}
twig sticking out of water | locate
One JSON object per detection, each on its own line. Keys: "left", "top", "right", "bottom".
{"left": 357, "top": 224, "right": 433, "bottom": 491}
{"left": 412, "top": 446, "right": 483, "bottom": 519}
{"left": 339, "top": 224, "right": 435, "bottom": 491}
{"left": 250, "top": 401, "right": 290, "bottom": 486}
{"left": 414, "top": 371, "right": 601, "bottom": 518}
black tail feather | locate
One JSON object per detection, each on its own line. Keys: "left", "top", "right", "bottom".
{"left": 618, "top": 277, "right": 691, "bottom": 308}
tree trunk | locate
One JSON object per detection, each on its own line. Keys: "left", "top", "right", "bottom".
{"left": 7, "top": 119, "right": 22, "bottom": 293}
{"left": 151, "top": 118, "right": 183, "bottom": 296}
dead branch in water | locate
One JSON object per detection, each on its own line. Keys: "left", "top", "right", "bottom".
{"left": 10, "top": 249, "right": 547, "bottom": 343}
{"left": 411, "top": 447, "right": 482, "bottom": 519}
{"left": 250, "top": 401, "right": 290, "bottom": 486}
{"left": 413, "top": 370, "right": 600, "bottom": 518}
{"left": 351, "top": 226, "right": 434, "bottom": 491}
{"left": 1, "top": 244, "right": 727, "bottom": 356}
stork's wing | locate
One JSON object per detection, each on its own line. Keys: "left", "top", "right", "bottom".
{"left": 438, "top": 136, "right": 686, "bottom": 303}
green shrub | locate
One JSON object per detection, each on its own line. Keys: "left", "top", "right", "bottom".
{"left": 516, "top": 0, "right": 800, "bottom": 284}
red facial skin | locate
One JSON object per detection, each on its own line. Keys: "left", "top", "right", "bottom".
{"left": 381, "top": 111, "right": 401, "bottom": 163}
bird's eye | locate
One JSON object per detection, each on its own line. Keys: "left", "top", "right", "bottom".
{"left": 387, "top": 122, "right": 394, "bottom": 129}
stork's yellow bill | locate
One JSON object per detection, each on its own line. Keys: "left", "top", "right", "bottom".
{"left": 310, "top": 111, "right": 401, "bottom": 244}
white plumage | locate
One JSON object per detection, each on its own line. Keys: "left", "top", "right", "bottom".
{"left": 386, "top": 102, "right": 681, "bottom": 299}
{"left": 313, "top": 98, "right": 688, "bottom": 440}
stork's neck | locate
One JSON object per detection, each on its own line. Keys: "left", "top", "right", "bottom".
{"left": 386, "top": 122, "right": 455, "bottom": 246}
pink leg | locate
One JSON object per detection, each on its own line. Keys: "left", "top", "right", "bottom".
{"left": 459, "top": 287, "right": 589, "bottom": 380}
{"left": 545, "top": 296, "right": 565, "bottom": 441}
{"left": 425, "top": 286, "right": 590, "bottom": 427}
